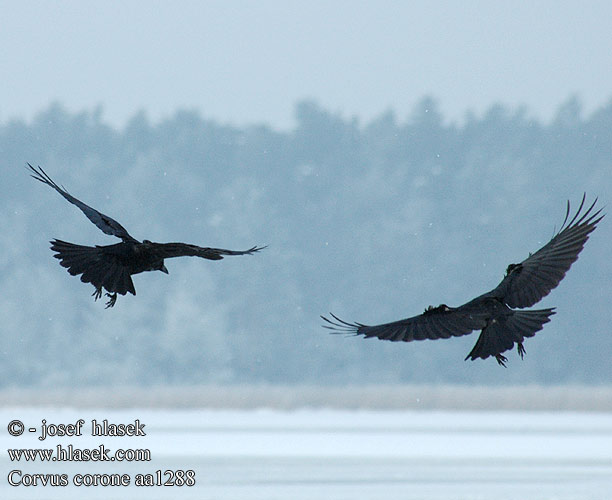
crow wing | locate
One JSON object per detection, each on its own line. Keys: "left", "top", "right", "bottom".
{"left": 488, "top": 194, "right": 604, "bottom": 308}
{"left": 146, "top": 242, "right": 265, "bottom": 261}
{"left": 27, "top": 163, "right": 136, "bottom": 242}
{"left": 321, "top": 304, "right": 488, "bottom": 343}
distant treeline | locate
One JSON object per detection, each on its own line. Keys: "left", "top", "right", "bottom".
{"left": 1, "top": 97, "right": 611, "bottom": 388}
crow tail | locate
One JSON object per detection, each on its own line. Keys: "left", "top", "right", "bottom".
{"left": 50, "top": 239, "right": 135, "bottom": 297}
{"left": 465, "top": 308, "right": 556, "bottom": 366}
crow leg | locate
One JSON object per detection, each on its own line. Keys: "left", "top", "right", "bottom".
{"left": 92, "top": 288, "right": 103, "bottom": 301}
{"left": 517, "top": 343, "right": 526, "bottom": 359}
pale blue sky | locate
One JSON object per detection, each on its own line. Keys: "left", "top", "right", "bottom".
{"left": 2, "top": 0, "right": 612, "bottom": 128}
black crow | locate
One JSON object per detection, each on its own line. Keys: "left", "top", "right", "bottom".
{"left": 28, "top": 164, "right": 264, "bottom": 308}
{"left": 322, "top": 195, "right": 604, "bottom": 366}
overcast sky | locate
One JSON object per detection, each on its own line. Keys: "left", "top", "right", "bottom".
{"left": 2, "top": 1, "right": 612, "bottom": 129}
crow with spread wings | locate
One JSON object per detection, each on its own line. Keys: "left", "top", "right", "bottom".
{"left": 28, "top": 164, "right": 264, "bottom": 308}
{"left": 322, "top": 196, "right": 604, "bottom": 366}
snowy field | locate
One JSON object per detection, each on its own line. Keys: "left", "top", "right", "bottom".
{"left": 1, "top": 407, "right": 611, "bottom": 499}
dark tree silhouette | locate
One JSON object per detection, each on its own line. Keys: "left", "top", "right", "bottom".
{"left": 323, "top": 195, "right": 604, "bottom": 366}
{"left": 28, "top": 164, "right": 264, "bottom": 307}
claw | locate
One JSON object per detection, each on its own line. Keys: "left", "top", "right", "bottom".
{"left": 92, "top": 288, "right": 102, "bottom": 301}
{"left": 517, "top": 343, "right": 526, "bottom": 359}
{"left": 495, "top": 354, "right": 508, "bottom": 367}
{"left": 105, "top": 292, "right": 117, "bottom": 308}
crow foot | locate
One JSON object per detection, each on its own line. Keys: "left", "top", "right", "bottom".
{"left": 92, "top": 288, "right": 102, "bottom": 301}
{"left": 495, "top": 354, "right": 508, "bottom": 367}
{"left": 517, "top": 343, "right": 526, "bottom": 359}
{"left": 105, "top": 293, "right": 117, "bottom": 308}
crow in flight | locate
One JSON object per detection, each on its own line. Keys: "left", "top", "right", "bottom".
{"left": 322, "top": 195, "right": 604, "bottom": 366}
{"left": 28, "top": 164, "right": 264, "bottom": 308}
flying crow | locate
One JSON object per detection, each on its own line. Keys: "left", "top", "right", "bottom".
{"left": 28, "top": 164, "right": 264, "bottom": 308}
{"left": 322, "top": 195, "right": 604, "bottom": 366}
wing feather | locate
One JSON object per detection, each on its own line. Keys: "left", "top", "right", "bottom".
{"left": 321, "top": 305, "right": 485, "bottom": 343}
{"left": 28, "top": 164, "right": 135, "bottom": 242}
{"left": 147, "top": 242, "right": 265, "bottom": 261}
{"left": 490, "top": 194, "right": 604, "bottom": 308}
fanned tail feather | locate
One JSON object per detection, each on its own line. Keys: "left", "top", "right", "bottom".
{"left": 50, "top": 239, "right": 135, "bottom": 297}
{"left": 466, "top": 308, "right": 556, "bottom": 365}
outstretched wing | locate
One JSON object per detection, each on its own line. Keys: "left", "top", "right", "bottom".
{"left": 147, "top": 242, "right": 265, "bottom": 261}
{"left": 321, "top": 304, "right": 487, "bottom": 343}
{"left": 489, "top": 194, "right": 604, "bottom": 308}
{"left": 27, "top": 163, "right": 135, "bottom": 242}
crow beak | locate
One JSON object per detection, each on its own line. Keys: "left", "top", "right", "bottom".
{"left": 161, "top": 264, "right": 169, "bottom": 274}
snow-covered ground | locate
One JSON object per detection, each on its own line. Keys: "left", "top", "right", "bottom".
{"left": 1, "top": 408, "right": 611, "bottom": 499}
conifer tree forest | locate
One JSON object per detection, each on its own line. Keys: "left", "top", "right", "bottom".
{"left": 1, "top": 97, "right": 610, "bottom": 387}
